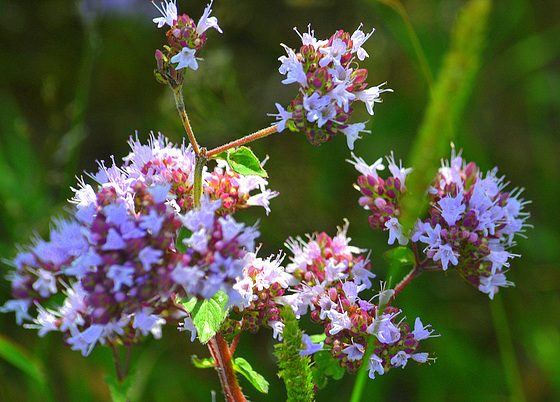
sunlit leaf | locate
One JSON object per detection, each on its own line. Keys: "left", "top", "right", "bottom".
{"left": 233, "top": 357, "right": 269, "bottom": 394}
{"left": 400, "top": 0, "right": 492, "bottom": 232}
{"left": 218, "top": 147, "right": 268, "bottom": 177}
{"left": 182, "top": 292, "right": 229, "bottom": 344}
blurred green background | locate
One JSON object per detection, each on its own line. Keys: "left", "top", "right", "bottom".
{"left": 1, "top": 0, "right": 559, "bottom": 400}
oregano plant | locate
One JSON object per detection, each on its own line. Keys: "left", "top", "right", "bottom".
{"left": 0, "top": 0, "right": 530, "bottom": 401}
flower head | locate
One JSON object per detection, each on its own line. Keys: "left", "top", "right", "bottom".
{"left": 273, "top": 25, "right": 391, "bottom": 148}
{"left": 153, "top": 1, "right": 222, "bottom": 72}
{"left": 411, "top": 148, "right": 530, "bottom": 297}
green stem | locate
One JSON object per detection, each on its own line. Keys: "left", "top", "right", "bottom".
{"left": 193, "top": 151, "right": 208, "bottom": 208}
{"left": 350, "top": 287, "right": 393, "bottom": 402}
{"left": 173, "top": 85, "right": 201, "bottom": 155}
{"left": 206, "top": 125, "right": 279, "bottom": 158}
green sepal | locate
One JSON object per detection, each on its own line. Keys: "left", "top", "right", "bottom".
{"left": 286, "top": 119, "right": 299, "bottom": 132}
{"left": 179, "top": 292, "right": 229, "bottom": 344}
{"left": 233, "top": 357, "right": 270, "bottom": 394}
{"left": 105, "top": 371, "right": 136, "bottom": 402}
{"left": 191, "top": 355, "right": 216, "bottom": 369}
{"left": 309, "top": 333, "right": 327, "bottom": 344}
{"left": 216, "top": 147, "right": 268, "bottom": 177}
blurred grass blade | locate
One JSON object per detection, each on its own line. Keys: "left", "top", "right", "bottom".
{"left": 375, "top": 0, "right": 434, "bottom": 90}
{"left": 0, "top": 334, "right": 46, "bottom": 385}
{"left": 0, "top": 90, "right": 51, "bottom": 243}
{"left": 490, "top": 295, "right": 527, "bottom": 402}
{"left": 400, "top": 0, "right": 492, "bottom": 232}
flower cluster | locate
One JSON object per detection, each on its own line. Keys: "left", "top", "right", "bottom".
{"left": 153, "top": 0, "right": 222, "bottom": 85}
{"left": 272, "top": 25, "right": 392, "bottom": 149}
{"left": 222, "top": 251, "right": 294, "bottom": 340}
{"left": 1, "top": 183, "right": 187, "bottom": 356}
{"left": 412, "top": 150, "right": 530, "bottom": 298}
{"left": 204, "top": 160, "right": 277, "bottom": 216}
{"left": 74, "top": 133, "right": 276, "bottom": 216}
{"left": 280, "top": 223, "right": 436, "bottom": 377}
{"left": 171, "top": 198, "right": 260, "bottom": 302}
{"left": 351, "top": 149, "right": 529, "bottom": 299}
{"left": 1, "top": 134, "right": 265, "bottom": 355}
{"left": 349, "top": 152, "right": 412, "bottom": 245}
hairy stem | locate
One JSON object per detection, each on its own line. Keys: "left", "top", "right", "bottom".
{"left": 173, "top": 86, "right": 201, "bottom": 155}
{"left": 206, "top": 125, "right": 279, "bottom": 158}
{"left": 229, "top": 333, "right": 241, "bottom": 356}
{"left": 207, "top": 334, "right": 246, "bottom": 402}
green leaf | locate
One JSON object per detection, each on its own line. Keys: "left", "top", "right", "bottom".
{"left": 233, "top": 357, "right": 269, "bottom": 394}
{"left": 384, "top": 246, "right": 415, "bottom": 267}
{"left": 0, "top": 334, "right": 46, "bottom": 385}
{"left": 179, "top": 296, "right": 198, "bottom": 312}
{"left": 384, "top": 246, "right": 416, "bottom": 282}
{"left": 183, "top": 292, "right": 229, "bottom": 344}
{"left": 222, "top": 147, "right": 268, "bottom": 177}
{"left": 105, "top": 372, "right": 136, "bottom": 402}
{"left": 309, "top": 333, "right": 327, "bottom": 344}
{"left": 176, "top": 227, "right": 191, "bottom": 254}
{"left": 191, "top": 355, "right": 216, "bottom": 369}
{"left": 313, "top": 350, "right": 345, "bottom": 381}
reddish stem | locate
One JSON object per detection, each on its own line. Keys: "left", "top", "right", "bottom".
{"left": 393, "top": 266, "right": 421, "bottom": 298}
{"left": 206, "top": 125, "right": 279, "bottom": 158}
{"left": 207, "top": 334, "right": 246, "bottom": 402}
{"left": 393, "top": 242, "right": 421, "bottom": 298}
{"left": 393, "top": 242, "right": 442, "bottom": 297}
{"left": 229, "top": 333, "right": 241, "bottom": 355}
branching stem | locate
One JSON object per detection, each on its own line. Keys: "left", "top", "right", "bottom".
{"left": 110, "top": 344, "right": 131, "bottom": 383}
{"left": 393, "top": 242, "right": 442, "bottom": 298}
{"left": 207, "top": 334, "right": 246, "bottom": 402}
{"left": 206, "top": 125, "right": 279, "bottom": 158}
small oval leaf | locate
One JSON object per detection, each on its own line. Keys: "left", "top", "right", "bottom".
{"left": 226, "top": 147, "right": 268, "bottom": 177}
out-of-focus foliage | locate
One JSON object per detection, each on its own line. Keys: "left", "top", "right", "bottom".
{"left": 0, "top": 0, "right": 558, "bottom": 400}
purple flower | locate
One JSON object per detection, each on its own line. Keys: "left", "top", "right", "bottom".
{"left": 438, "top": 193, "right": 466, "bottom": 226}
{"left": 411, "top": 317, "right": 438, "bottom": 341}
{"left": 170, "top": 47, "right": 199, "bottom": 70}
{"left": 196, "top": 1, "right": 222, "bottom": 35}
{"left": 368, "top": 354, "right": 385, "bottom": 379}
{"left": 343, "top": 340, "right": 365, "bottom": 361}
{"left": 431, "top": 243, "right": 458, "bottom": 271}
{"left": 299, "top": 334, "right": 324, "bottom": 357}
